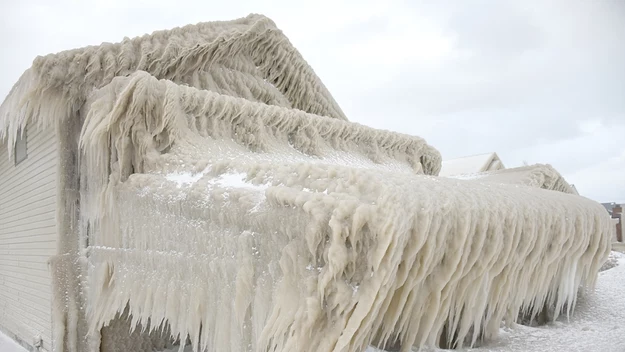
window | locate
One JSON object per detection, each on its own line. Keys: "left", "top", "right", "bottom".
{"left": 14, "top": 127, "right": 27, "bottom": 165}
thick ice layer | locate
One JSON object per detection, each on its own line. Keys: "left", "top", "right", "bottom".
{"left": 86, "top": 148, "right": 611, "bottom": 352}
{"left": 0, "top": 14, "right": 346, "bottom": 156}
{"left": 78, "top": 72, "right": 611, "bottom": 352}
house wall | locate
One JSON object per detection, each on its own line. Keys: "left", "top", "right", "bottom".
{"left": 0, "top": 122, "right": 58, "bottom": 352}
{"left": 612, "top": 206, "right": 623, "bottom": 242}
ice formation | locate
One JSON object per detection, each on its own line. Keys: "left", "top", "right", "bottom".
{"left": 0, "top": 13, "right": 613, "bottom": 352}
{"left": 75, "top": 71, "right": 610, "bottom": 352}
{"left": 0, "top": 14, "right": 347, "bottom": 154}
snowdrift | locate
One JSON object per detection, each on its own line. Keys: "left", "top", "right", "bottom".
{"left": 77, "top": 71, "right": 612, "bottom": 352}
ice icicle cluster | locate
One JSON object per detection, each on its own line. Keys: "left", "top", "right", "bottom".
{"left": 76, "top": 71, "right": 611, "bottom": 352}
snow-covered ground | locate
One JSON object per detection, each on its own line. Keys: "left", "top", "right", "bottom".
{"left": 0, "top": 331, "right": 26, "bottom": 352}
{"left": 2, "top": 253, "right": 623, "bottom": 352}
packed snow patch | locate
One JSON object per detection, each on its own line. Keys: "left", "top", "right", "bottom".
{"left": 166, "top": 172, "right": 205, "bottom": 188}
{"left": 166, "top": 170, "right": 271, "bottom": 191}
{"left": 211, "top": 172, "right": 270, "bottom": 191}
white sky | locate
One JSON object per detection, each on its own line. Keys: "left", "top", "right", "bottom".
{"left": 1, "top": 0, "right": 624, "bottom": 203}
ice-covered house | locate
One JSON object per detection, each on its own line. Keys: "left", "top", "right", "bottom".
{"left": 0, "top": 14, "right": 614, "bottom": 352}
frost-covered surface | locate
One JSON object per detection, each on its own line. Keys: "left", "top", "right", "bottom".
{"left": 0, "top": 331, "right": 27, "bottom": 352}
{"left": 76, "top": 71, "right": 612, "bottom": 352}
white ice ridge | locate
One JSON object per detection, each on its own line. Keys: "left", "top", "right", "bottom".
{"left": 78, "top": 71, "right": 611, "bottom": 352}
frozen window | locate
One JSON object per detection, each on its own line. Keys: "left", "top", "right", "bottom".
{"left": 14, "top": 127, "right": 27, "bottom": 165}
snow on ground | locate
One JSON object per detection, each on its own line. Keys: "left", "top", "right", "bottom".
{"left": 159, "top": 251, "right": 625, "bottom": 352}
{"left": 0, "top": 331, "right": 27, "bottom": 352}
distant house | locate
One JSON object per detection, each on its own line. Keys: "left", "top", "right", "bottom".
{"left": 601, "top": 203, "right": 623, "bottom": 242}
{"left": 439, "top": 152, "right": 504, "bottom": 177}
{"left": 447, "top": 164, "right": 579, "bottom": 195}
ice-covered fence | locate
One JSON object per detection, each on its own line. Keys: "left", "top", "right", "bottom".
{"left": 77, "top": 71, "right": 612, "bottom": 352}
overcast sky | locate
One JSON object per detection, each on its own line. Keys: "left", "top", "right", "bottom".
{"left": 1, "top": 0, "right": 624, "bottom": 203}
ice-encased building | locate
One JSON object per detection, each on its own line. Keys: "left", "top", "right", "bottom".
{"left": 0, "top": 14, "right": 613, "bottom": 352}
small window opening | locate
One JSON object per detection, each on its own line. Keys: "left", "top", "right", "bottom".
{"left": 14, "top": 127, "right": 27, "bottom": 165}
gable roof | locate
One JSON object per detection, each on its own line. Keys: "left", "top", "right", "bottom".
{"left": 439, "top": 152, "right": 504, "bottom": 177}
{"left": 0, "top": 14, "right": 347, "bottom": 152}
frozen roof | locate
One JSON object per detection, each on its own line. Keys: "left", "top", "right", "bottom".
{"left": 0, "top": 14, "right": 347, "bottom": 149}
{"left": 439, "top": 152, "right": 504, "bottom": 177}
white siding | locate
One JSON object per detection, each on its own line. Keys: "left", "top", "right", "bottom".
{"left": 0, "top": 122, "right": 57, "bottom": 352}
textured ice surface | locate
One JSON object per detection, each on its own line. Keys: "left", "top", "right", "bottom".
{"left": 76, "top": 72, "right": 611, "bottom": 352}
{"left": 449, "top": 164, "right": 579, "bottom": 194}
{"left": 156, "top": 252, "right": 625, "bottom": 352}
